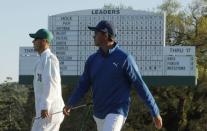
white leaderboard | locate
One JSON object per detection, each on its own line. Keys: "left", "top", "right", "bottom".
{"left": 49, "top": 9, "right": 166, "bottom": 76}
{"left": 19, "top": 9, "right": 196, "bottom": 79}
{"left": 19, "top": 47, "right": 38, "bottom": 75}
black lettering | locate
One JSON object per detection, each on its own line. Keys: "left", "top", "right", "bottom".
{"left": 61, "top": 16, "right": 72, "bottom": 21}
{"left": 108, "top": 10, "right": 111, "bottom": 14}
{"left": 56, "top": 31, "right": 66, "bottom": 35}
{"left": 91, "top": 10, "right": 120, "bottom": 15}
{"left": 167, "top": 66, "right": 186, "bottom": 70}
{"left": 63, "top": 21, "right": 71, "bottom": 25}
{"left": 170, "top": 48, "right": 183, "bottom": 53}
{"left": 167, "top": 57, "right": 175, "bottom": 61}
{"left": 167, "top": 62, "right": 179, "bottom": 65}
{"left": 92, "top": 10, "right": 98, "bottom": 14}
{"left": 186, "top": 48, "right": 191, "bottom": 52}
{"left": 56, "top": 27, "right": 70, "bottom": 30}
{"left": 56, "top": 36, "right": 67, "bottom": 40}
{"left": 56, "top": 52, "right": 66, "bottom": 55}
{"left": 103, "top": 10, "right": 108, "bottom": 14}
{"left": 24, "top": 49, "right": 35, "bottom": 53}
{"left": 60, "top": 65, "right": 67, "bottom": 70}
{"left": 56, "top": 41, "right": 66, "bottom": 45}
{"left": 99, "top": 10, "right": 103, "bottom": 14}
{"left": 57, "top": 56, "right": 72, "bottom": 61}
{"left": 60, "top": 61, "right": 64, "bottom": 65}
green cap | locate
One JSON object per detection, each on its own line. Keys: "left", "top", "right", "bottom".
{"left": 29, "top": 28, "right": 53, "bottom": 43}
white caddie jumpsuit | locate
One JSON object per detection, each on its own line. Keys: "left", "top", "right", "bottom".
{"left": 31, "top": 48, "right": 65, "bottom": 131}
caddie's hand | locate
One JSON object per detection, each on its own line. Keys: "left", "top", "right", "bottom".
{"left": 41, "top": 110, "right": 49, "bottom": 119}
{"left": 153, "top": 114, "right": 162, "bottom": 129}
{"left": 63, "top": 106, "right": 71, "bottom": 116}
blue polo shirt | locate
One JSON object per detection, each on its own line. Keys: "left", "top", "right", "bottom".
{"left": 67, "top": 43, "right": 160, "bottom": 119}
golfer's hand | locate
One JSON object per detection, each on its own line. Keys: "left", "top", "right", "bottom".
{"left": 41, "top": 110, "right": 49, "bottom": 119}
{"left": 153, "top": 114, "right": 162, "bottom": 129}
{"left": 63, "top": 106, "right": 71, "bottom": 116}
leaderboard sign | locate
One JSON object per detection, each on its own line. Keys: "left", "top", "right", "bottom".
{"left": 19, "top": 47, "right": 37, "bottom": 83}
{"left": 164, "top": 46, "right": 195, "bottom": 76}
{"left": 48, "top": 9, "right": 165, "bottom": 76}
{"left": 19, "top": 9, "right": 197, "bottom": 85}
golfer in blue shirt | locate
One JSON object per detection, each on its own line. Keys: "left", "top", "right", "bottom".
{"left": 63, "top": 20, "right": 162, "bottom": 131}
